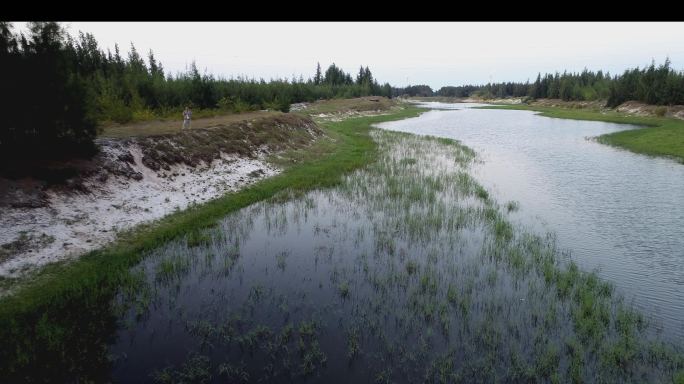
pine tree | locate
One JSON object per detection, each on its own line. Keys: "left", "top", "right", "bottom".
{"left": 532, "top": 73, "right": 542, "bottom": 99}
{"left": 113, "top": 43, "right": 124, "bottom": 74}
{"left": 356, "top": 66, "right": 365, "bottom": 85}
{"left": 1, "top": 22, "right": 96, "bottom": 161}
{"left": 148, "top": 49, "right": 162, "bottom": 78}
{"left": 314, "top": 62, "right": 322, "bottom": 85}
{"left": 364, "top": 66, "right": 372, "bottom": 85}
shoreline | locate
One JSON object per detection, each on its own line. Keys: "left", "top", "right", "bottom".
{"left": 4, "top": 104, "right": 684, "bottom": 382}
{"left": 0, "top": 104, "right": 422, "bottom": 296}
{"left": 0, "top": 113, "right": 324, "bottom": 279}
{"left": 473, "top": 103, "right": 684, "bottom": 164}
{"left": 0, "top": 148, "right": 279, "bottom": 277}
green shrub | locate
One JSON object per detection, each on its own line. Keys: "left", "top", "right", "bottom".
{"left": 674, "top": 370, "right": 684, "bottom": 384}
{"left": 132, "top": 108, "right": 157, "bottom": 122}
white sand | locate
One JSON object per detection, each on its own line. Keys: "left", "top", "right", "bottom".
{"left": 312, "top": 110, "right": 393, "bottom": 122}
{"left": 0, "top": 143, "right": 279, "bottom": 277}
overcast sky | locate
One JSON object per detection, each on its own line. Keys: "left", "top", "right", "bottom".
{"left": 11, "top": 22, "right": 684, "bottom": 90}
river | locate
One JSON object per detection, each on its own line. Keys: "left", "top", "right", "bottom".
{"left": 7, "top": 105, "right": 682, "bottom": 383}
{"left": 376, "top": 101, "right": 684, "bottom": 342}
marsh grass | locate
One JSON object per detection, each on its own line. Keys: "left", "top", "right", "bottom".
{"left": 150, "top": 353, "right": 212, "bottom": 384}
{"left": 505, "top": 200, "right": 520, "bottom": 212}
{"left": 338, "top": 281, "right": 350, "bottom": 298}
{"left": 0, "top": 107, "right": 425, "bottom": 382}
{"left": 3, "top": 105, "right": 684, "bottom": 383}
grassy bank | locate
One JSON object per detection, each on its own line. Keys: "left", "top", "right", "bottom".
{"left": 0, "top": 105, "right": 424, "bottom": 380}
{"left": 295, "top": 96, "right": 397, "bottom": 115}
{"left": 478, "top": 104, "right": 684, "bottom": 163}
{"left": 98, "top": 110, "right": 283, "bottom": 138}
{"left": 98, "top": 96, "right": 398, "bottom": 138}
{"left": 3, "top": 103, "right": 684, "bottom": 382}
{"left": 64, "top": 127, "right": 684, "bottom": 383}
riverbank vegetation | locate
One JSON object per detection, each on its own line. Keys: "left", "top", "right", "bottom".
{"left": 0, "top": 105, "right": 424, "bottom": 381}
{"left": 479, "top": 104, "right": 684, "bottom": 163}
{"left": 395, "top": 59, "right": 684, "bottom": 109}
{"left": 5, "top": 112, "right": 682, "bottom": 382}
{"left": 3, "top": 21, "right": 684, "bottom": 382}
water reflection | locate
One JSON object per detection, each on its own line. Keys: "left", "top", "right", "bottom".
{"left": 377, "top": 102, "right": 684, "bottom": 341}
{"left": 108, "top": 131, "right": 681, "bottom": 383}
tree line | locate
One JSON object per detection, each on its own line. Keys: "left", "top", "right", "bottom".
{"left": 4, "top": 21, "right": 684, "bottom": 163}
{"left": 391, "top": 85, "right": 435, "bottom": 98}
{"left": 0, "top": 22, "right": 392, "bottom": 161}
{"left": 396, "top": 60, "right": 684, "bottom": 108}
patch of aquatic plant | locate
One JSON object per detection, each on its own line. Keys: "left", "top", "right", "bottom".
{"left": 398, "top": 157, "right": 417, "bottom": 166}
{"left": 150, "top": 353, "right": 212, "bottom": 384}
{"left": 113, "top": 268, "right": 153, "bottom": 320}
{"left": 338, "top": 281, "right": 350, "bottom": 298}
{"left": 0, "top": 107, "right": 426, "bottom": 382}
{"left": 275, "top": 250, "right": 289, "bottom": 271}
{"left": 15, "top": 118, "right": 684, "bottom": 382}
{"left": 152, "top": 315, "right": 331, "bottom": 381}
{"left": 506, "top": 200, "right": 520, "bottom": 212}
{"left": 217, "top": 361, "right": 250, "bottom": 382}
{"left": 405, "top": 260, "right": 419, "bottom": 275}
{"left": 186, "top": 230, "right": 212, "bottom": 248}
{"left": 346, "top": 326, "right": 361, "bottom": 360}
{"left": 155, "top": 253, "right": 191, "bottom": 282}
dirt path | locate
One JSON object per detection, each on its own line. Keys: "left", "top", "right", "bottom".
{"left": 99, "top": 111, "right": 283, "bottom": 138}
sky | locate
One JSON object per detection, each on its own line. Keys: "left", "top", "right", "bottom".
{"left": 10, "top": 22, "right": 684, "bottom": 90}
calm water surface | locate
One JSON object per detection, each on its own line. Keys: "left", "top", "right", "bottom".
{"left": 376, "top": 102, "right": 684, "bottom": 341}
{"left": 5, "top": 106, "right": 684, "bottom": 383}
{"left": 93, "top": 112, "right": 683, "bottom": 383}
{"left": 109, "top": 134, "right": 549, "bottom": 383}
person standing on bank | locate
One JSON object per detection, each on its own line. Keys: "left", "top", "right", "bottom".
{"left": 182, "top": 106, "right": 192, "bottom": 130}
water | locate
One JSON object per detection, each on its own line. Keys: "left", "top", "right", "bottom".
{"left": 376, "top": 102, "right": 684, "bottom": 341}
{"left": 7, "top": 110, "right": 682, "bottom": 383}
{"left": 99, "top": 130, "right": 680, "bottom": 383}
{"left": 108, "top": 134, "right": 526, "bottom": 383}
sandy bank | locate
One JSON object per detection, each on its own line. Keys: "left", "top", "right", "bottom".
{"left": 0, "top": 114, "right": 322, "bottom": 277}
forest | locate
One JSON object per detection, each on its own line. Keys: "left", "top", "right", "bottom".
{"left": 3, "top": 21, "right": 684, "bottom": 162}
{"left": 0, "top": 22, "right": 392, "bottom": 160}
{"left": 396, "top": 60, "right": 684, "bottom": 108}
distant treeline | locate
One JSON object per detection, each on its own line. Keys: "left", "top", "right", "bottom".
{"left": 433, "top": 71, "right": 615, "bottom": 103}
{"left": 392, "top": 85, "right": 435, "bottom": 98}
{"left": 0, "top": 22, "right": 392, "bottom": 161}
{"left": 395, "top": 60, "right": 684, "bottom": 108}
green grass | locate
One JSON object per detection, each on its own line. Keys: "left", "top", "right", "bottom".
{"left": 99, "top": 110, "right": 282, "bottom": 138}
{"left": 7, "top": 101, "right": 683, "bottom": 381}
{"left": 478, "top": 104, "right": 684, "bottom": 163}
{"left": 0, "top": 105, "right": 425, "bottom": 379}
{"left": 297, "top": 96, "right": 396, "bottom": 115}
